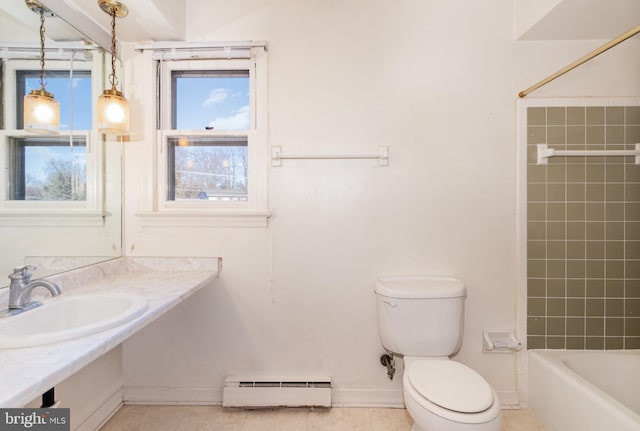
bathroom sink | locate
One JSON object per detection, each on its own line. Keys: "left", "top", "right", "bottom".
{"left": 0, "top": 293, "right": 148, "bottom": 348}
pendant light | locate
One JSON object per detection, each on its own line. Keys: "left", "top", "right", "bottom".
{"left": 23, "top": 0, "right": 59, "bottom": 133}
{"left": 97, "top": 0, "right": 129, "bottom": 135}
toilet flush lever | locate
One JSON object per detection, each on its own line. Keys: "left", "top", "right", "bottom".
{"left": 382, "top": 299, "right": 397, "bottom": 308}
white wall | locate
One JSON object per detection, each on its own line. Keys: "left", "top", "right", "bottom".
{"left": 120, "top": 0, "right": 640, "bottom": 407}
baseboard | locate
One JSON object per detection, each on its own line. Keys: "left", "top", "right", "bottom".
{"left": 496, "top": 390, "right": 521, "bottom": 408}
{"left": 331, "top": 388, "right": 404, "bottom": 408}
{"left": 123, "top": 386, "right": 520, "bottom": 409}
{"left": 123, "top": 386, "right": 223, "bottom": 405}
{"left": 75, "top": 388, "right": 123, "bottom": 431}
{"left": 123, "top": 386, "right": 404, "bottom": 408}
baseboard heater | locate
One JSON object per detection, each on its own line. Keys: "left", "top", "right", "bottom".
{"left": 222, "top": 376, "right": 332, "bottom": 408}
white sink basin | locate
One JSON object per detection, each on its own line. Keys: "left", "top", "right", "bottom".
{"left": 0, "top": 293, "right": 148, "bottom": 348}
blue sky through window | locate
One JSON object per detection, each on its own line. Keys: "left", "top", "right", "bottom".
{"left": 175, "top": 75, "right": 250, "bottom": 130}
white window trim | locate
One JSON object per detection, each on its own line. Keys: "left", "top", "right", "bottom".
{"left": 136, "top": 46, "right": 270, "bottom": 227}
{"left": 0, "top": 56, "right": 107, "bottom": 226}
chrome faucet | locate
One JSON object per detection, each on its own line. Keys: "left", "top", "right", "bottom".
{"left": 8, "top": 265, "right": 62, "bottom": 309}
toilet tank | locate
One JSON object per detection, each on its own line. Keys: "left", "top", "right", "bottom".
{"left": 375, "top": 276, "right": 466, "bottom": 357}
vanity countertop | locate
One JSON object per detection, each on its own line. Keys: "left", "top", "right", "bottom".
{"left": 0, "top": 257, "right": 220, "bottom": 408}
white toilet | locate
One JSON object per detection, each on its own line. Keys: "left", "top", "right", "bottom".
{"left": 375, "top": 275, "right": 501, "bottom": 431}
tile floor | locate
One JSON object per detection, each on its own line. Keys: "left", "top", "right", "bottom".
{"left": 100, "top": 405, "right": 549, "bottom": 431}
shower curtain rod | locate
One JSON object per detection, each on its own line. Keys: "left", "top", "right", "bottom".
{"left": 519, "top": 23, "right": 640, "bottom": 98}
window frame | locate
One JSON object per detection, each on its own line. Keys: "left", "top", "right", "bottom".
{"left": 151, "top": 51, "right": 269, "bottom": 222}
{"left": 0, "top": 56, "right": 105, "bottom": 223}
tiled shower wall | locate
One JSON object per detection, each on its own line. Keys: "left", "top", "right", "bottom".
{"left": 527, "top": 105, "right": 640, "bottom": 350}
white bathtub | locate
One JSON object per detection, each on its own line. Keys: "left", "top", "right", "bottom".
{"left": 528, "top": 350, "right": 640, "bottom": 431}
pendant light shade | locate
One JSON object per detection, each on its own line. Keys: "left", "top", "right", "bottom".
{"left": 24, "top": 0, "right": 59, "bottom": 133}
{"left": 97, "top": 0, "right": 129, "bottom": 136}
{"left": 97, "top": 87, "right": 129, "bottom": 134}
{"left": 24, "top": 88, "right": 60, "bottom": 133}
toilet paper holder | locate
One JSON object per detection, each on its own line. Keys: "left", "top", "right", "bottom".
{"left": 482, "top": 330, "right": 522, "bottom": 353}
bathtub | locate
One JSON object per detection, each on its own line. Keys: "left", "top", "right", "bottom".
{"left": 528, "top": 350, "right": 640, "bottom": 431}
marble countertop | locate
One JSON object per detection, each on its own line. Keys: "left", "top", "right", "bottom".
{"left": 0, "top": 257, "right": 220, "bottom": 408}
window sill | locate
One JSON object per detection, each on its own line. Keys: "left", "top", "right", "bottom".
{"left": 135, "top": 211, "right": 271, "bottom": 228}
{"left": 0, "top": 211, "right": 110, "bottom": 227}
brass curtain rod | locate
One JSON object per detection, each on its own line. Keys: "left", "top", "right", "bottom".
{"left": 519, "top": 23, "right": 640, "bottom": 98}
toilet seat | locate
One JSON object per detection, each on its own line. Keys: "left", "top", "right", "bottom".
{"left": 402, "top": 358, "right": 501, "bottom": 425}
{"left": 408, "top": 359, "right": 494, "bottom": 413}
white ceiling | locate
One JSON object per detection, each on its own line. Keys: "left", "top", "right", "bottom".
{"left": 518, "top": 0, "right": 640, "bottom": 40}
{"left": 1, "top": 0, "right": 638, "bottom": 47}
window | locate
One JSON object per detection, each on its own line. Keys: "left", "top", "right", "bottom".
{"left": 7, "top": 136, "right": 86, "bottom": 201}
{"left": 0, "top": 54, "right": 104, "bottom": 219}
{"left": 148, "top": 45, "right": 269, "bottom": 225}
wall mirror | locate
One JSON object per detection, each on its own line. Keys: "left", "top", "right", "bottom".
{"left": 0, "top": 0, "right": 121, "bottom": 281}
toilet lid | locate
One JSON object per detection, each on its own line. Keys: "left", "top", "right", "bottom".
{"left": 408, "top": 360, "right": 494, "bottom": 413}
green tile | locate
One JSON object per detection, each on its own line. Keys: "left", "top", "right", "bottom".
{"left": 586, "top": 318, "right": 604, "bottom": 336}
{"left": 527, "top": 317, "right": 546, "bottom": 335}
{"left": 567, "top": 300, "right": 585, "bottom": 317}
{"left": 586, "top": 125, "right": 605, "bottom": 146}
{"left": 605, "top": 337, "right": 623, "bottom": 350}
{"left": 528, "top": 241, "right": 546, "bottom": 259}
{"left": 547, "top": 260, "right": 565, "bottom": 278}
{"left": 626, "top": 203, "right": 640, "bottom": 220}
{"left": 566, "top": 337, "right": 585, "bottom": 349}
{"left": 527, "top": 336, "right": 546, "bottom": 349}
{"left": 528, "top": 107, "right": 546, "bottom": 126}
{"left": 567, "top": 279, "right": 586, "bottom": 297}
{"left": 585, "top": 165, "right": 605, "bottom": 182}
{"left": 567, "top": 259, "right": 586, "bottom": 278}
{"left": 626, "top": 280, "right": 640, "bottom": 298}
{"left": 547, "top": 165, "right": 566, "bottom": 182}
{"left": 547, "top": 317, "right": 566, "bottom": 335}
{"left": 566, "top": 183, "right": 585, "bottom": 202}
{"left": 528, "top": 222, "right": 546, "bottom": 240}
{"left": 626, "top": 262, "right": 640, "bottom": 279}
{"left": 605, "top": 299, "right": 624, "bottom": 317}
{"left": 528, "top": 183, "right": 546, "bottom": 202}
{"left": 586, "top": 299, "right": 604, "bottom": 316}
{"left": 625, "top": 166, "right": 640, "bottom": 182}
{"left": 547, "top": 222, "right": 566, "bottom": 240}
{"left": 547, "top": 126, "right": 566, "bottom": 146}
{"left": 586, "top": 279, "right": 605, "bottom": 296}
{"left": 528, "top": 259, "right": 546, "bottom": 278}
{"left": 605, "top": 222, "right": 624, "bottom": 240}
{"left": 566, "top": 126, "right": 586, "bottom": 146}
{"left": 547, "top": 278, "right": 566, "bottom": 297}
{"left": 547, "top": 337, "right": 566, "bottom": 349}
{"left": 547, "top": 184, "right": 566, "bottom": 202}
{"left": 605, "top": 279, "right": 624, "bottom": 297}
{"left": 585, "top": 203, "right": 603, "bottom": 221}
{"left": 528, "top": 278, "right": 546, "bottom": 297}
{"left": 605, "top": 184, "right": 624, "bottom": 202}
{"left": 547, "top": 240, "right": 566, "bottom": 259}
{"left": 567, "top": 107, "right": 585, "bottom": 125}
{"left": 567, "top": 222, "right": 585, "bottom": 240}
{"left": 528, "top": 202, "right": 546, "bottom": 221}
{"left": 586, "top": 184, "right": 605, "bottom": 202}
{"left": 605, "top": 165, "right": 624, "bottom": 182}
{"left": 585, "top": 337, "right": 604, "bottom": 349}
{"left": 626, "top": 125, "right": 640, "bottom": 144}
{"left": 605, "top": 203, "right": 624, "bottom": 221}
{"left": 625, "top": 184, "right": 640, "bottom": 202}
{"left": 605, "top": 241, "right": 624, "bottom": 259}
{"left": 586, "top": 107, "right": 605, "bottom": 125}
{"left": 585, "top": 221, "right": 604, "bottom": 240}
{"left": 606, "top": 106, "right": 624, "bottom": 125}
{"left": 566, "top": 241, "right": 585, "bottom": 259}
{"left": 567, "top": 203, "right": 586, "bottom": 221}
{"left": 547, "top": 107, "right": 565, "bottom": 125}
{"left": 625, "top": 106, "right": 640, "bottom": 124}
{"left": 528, "top": 165, "right": 546, "bottom": 183}
{"left": 605, "top": 125, "right": 624, "bottom": 144}
{"left": 547, "top": 203, "right": 566, "bottom": 220}
{"left": 547, "top": 298, "right": 566, "bottom": 316}
{"left": 566, "top": 164, "right": 585, "bottom": 183}
{"left": 528, "top": 126, "right": 547, "bottom": 145}
{"left": 605, "top": 260, "right": 624, "bottom": 278}
{"left": 624, "top": 318, "right": 640, "bottom": 336}
{"left": 528, "top": 298, "right": 546, "bottom": 316}
{"left": 626, "top": 338, "right": 640, "bottom": 349}
{"left": 625, "top": 300, "right": 640, "bottom": 317}
{"left": 625, "top": 241, "right": 640, "bottom": 259}
{"left": 586, "top": 241, "right": 605, "bottom": 259}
